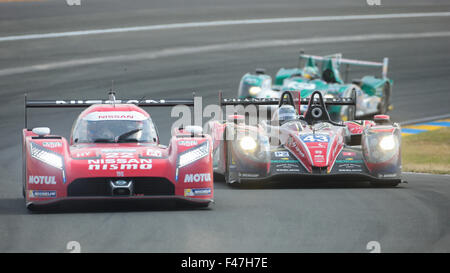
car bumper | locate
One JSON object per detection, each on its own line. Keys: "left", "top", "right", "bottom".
{"left": 236, "top": 172, "right": 401, "bottom": 184}
{"left": 26, "top": 195, "right": 213, "bottom": 211}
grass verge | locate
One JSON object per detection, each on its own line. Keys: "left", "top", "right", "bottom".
{"left": 402, "top": 127, "right": 450, "bottom": 174}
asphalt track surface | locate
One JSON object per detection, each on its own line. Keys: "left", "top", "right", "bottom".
{"left": 0, "top": 0, "right": 449, "bottom": 252}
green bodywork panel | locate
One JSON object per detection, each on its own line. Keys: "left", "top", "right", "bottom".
{"left": 279, "top": 77, "right": 352, "bottom": 114}
{"left": 241, "top": 73, "right": 270, "bottom": 87}
{"left": 360, "top": 76, "right": 393, "bottom": 97}
{"left": 275, "top": 68, "right": 304, "bottom": 85}
{"left": 241, "top": 55, "right": 393, "bottom": 117}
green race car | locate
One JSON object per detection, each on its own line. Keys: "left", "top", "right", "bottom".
{"left": 238, "top": 52, "right": 393, "bottom": 121}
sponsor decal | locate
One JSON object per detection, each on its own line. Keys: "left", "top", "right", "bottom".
{"left": 144, "top": 149, "right": 162, "bottom": 158}
{"left": 42, "top": 142, "right": 62, "bottom": 148}
{"left": 29, "top": 190, "right": 57, "bottom": 198}
{"left": 336, "top": 160, "right": 363, "bottom": 164}
{"left": 184, "top": 173, "right": 211, "bottom": 183}
{"left": 184, "top": 188, "right": 212, "bottom": 197}
{"left": 56, "top": 99, "right": 168, "bottom": 105}
{"left": 342, "top": 152, "right": 356, "bottom": 157}
{"left": 300, "top": 134, "right": 329, "bottom": 143}
{"left": 28, "top": 176, "right": 56, "bottom": 185}
{"left": 274, "top": 151, "right": 289, "bottom": 157}
{"left": 271, "top": 160, "right": 298, "bottom": 163}
{"left": 287, "top": 81, "right": 316, "bottom": 90}
{"left": 73, "top": 151, "right": 94, "bottom": 158}
{"left": 179, "top": 140, "right": 198, "bottom": 147}
{"left": 287, "top": 140, "right": 306, "bottom": 158}
{"left": 238, "top": 173, "right": 259, "bottom": 178}
{"left": 337, "top": 163, "right": 363, "bottom": 172}
{"left": 275, "top": 163, "right": 300, "bottom": 172}
{"left": 88, "top": 158, "right": 152, "bottom": 170}
{"left": 309, "top": 143, "right": 327, "bottom": 149}
{"left": 313, "top": 154, "right": 325, "bottom": 163}
{"left": 83, "top": 111, "right": 147, "bottom": 121}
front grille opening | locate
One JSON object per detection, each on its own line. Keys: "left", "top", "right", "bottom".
{"left": 67, "top": 177, "right": 174, "bottom": 197}
{"left": 112, "top": 188, "right": 131, "bottom": 196}
{"left": 311, "top": 166, "right": 327, "bottom": 174}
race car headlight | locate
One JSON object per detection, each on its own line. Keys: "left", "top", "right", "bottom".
{"left": 379, "top": 135, "right": 396, "bottom": 150}
{"left": 239, "top": 136, "right": 257, "bottom": 152}
{"left": 249, "top": 86, "right": 262, "bottom": 96}
{"left": 30, "top": 142, "right": 63, "bottom": 169}
{"left": 178, "top": 141, "right": 209, "bottom": 168}
{"left": 363, "top": 131, "right": 399, "bottom": 164}
{"left": 324, "top": 94, "right": 335, "bottom": 99}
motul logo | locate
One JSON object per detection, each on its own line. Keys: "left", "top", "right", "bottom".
{"left": 184, "top": 173, "right": 211, "bottom": 183}
{"left": 29, "top": 176, "right": 56, "bottom": 185}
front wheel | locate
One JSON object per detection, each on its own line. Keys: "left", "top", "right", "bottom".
{"left": 378, "top": 83, "right": 391, "bottom": 114}
{"left": 224, "top": 140, "right": 239, "bottom": 185}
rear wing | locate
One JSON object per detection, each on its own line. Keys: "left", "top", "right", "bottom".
{"left": 24, "top": 92, "right": 196, "bottom": 129}
{"left": 299, "top": 53, "right": 389, "bottom": 80}
{"left": 219, "top": 91, "right": 356, "bottom": 107}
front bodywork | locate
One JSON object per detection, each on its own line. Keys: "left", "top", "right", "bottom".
{"left": 22, "top": 102, "right": 214, "bottom": 210}
{"left": 208, "top": 118, "right": 402, "bottom": 185}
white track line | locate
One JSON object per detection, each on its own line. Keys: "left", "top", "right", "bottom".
{"left": 400, "top": 114, "right": 450, "bottom": 125}
{"left": 1, "top": 12, "right": 450, "bottom": 42}
{"left": 1, "top": 31, "right": 450, "bottom": 77}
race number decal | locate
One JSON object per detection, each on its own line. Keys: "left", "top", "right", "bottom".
{"left": 300, "top": 134, "right": 329, "bottom": 143}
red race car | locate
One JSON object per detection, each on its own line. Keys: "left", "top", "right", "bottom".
{"left": 208, "top": 90, "right": 402, "bottom": 187}
{"left": 22, "top": 93, "right": 213, "bottom": 211}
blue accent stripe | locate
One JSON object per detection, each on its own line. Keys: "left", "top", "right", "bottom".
{"left": 401, "top": 128, "right": 426, "bottom": 134}
{"left": 416, "top": 121, "right": 450, "bottom": 127}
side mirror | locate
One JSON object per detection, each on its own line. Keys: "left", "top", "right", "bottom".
{"left": 255, "top": 68, "right": 266, "bottom": 75}
{"left": 32, "top": 127, "right": 51, "bottom": 136}
{"left": 374, "top": 115, "right": 391, "bottom": 125}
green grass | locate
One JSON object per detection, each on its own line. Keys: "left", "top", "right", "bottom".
{"left": 402, "top": 127, "right": 450, "bottom": 174}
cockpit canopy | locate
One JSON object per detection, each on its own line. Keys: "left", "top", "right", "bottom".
{"left": 71, "top": 105, "right": 158, "bottom": 144}
{"left": 272, "top": 105, "right": 297, "bottom": 123}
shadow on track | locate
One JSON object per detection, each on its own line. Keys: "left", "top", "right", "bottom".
{"left": 0, "top": 198, "right": 212, "bottom": 215}
{"left": 213, "top": 175, "right": 405, "bottom": 190}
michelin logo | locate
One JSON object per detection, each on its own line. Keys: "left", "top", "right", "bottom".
{"left": 184, "top": 188, "right": 211, "bottom": 197}
{"left": 29, "top": 190, "right": 57, "bottom": 198}
{"left": 184, "top": 173, "right": 211, "bottom": 183}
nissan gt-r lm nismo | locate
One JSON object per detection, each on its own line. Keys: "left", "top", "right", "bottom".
{"left": 22, "top": 94, "right": 214, "bottom": 211}
{"left": 208, "top": 91, "right": 402, "bottom": 187}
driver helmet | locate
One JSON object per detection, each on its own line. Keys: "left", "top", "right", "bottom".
{"left": 302, "top": 66, "right": 320, "bottom": 80}
{"left": 272, "top": 105, "right": 297, "bottom": 123}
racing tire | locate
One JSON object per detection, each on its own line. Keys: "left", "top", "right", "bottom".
{"left": 377, "top": 83, "right": 391, "bottom": 114}
{"left": 340, "top": 105, "right": 355, "bottom": 122}
{"left": 224, "top": 140, "right": 240, "bottom": 185}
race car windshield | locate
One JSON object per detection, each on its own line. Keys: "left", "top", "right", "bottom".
{"left": 72, "top": 118, "right": 158, "bottom": 144}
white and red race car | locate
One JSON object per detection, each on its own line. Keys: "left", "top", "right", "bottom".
{"left": 22, "top": 94, "right": 213, "bottom": 211}
{"left": 208, "top": 91, "right": 402, "bottom": 187}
